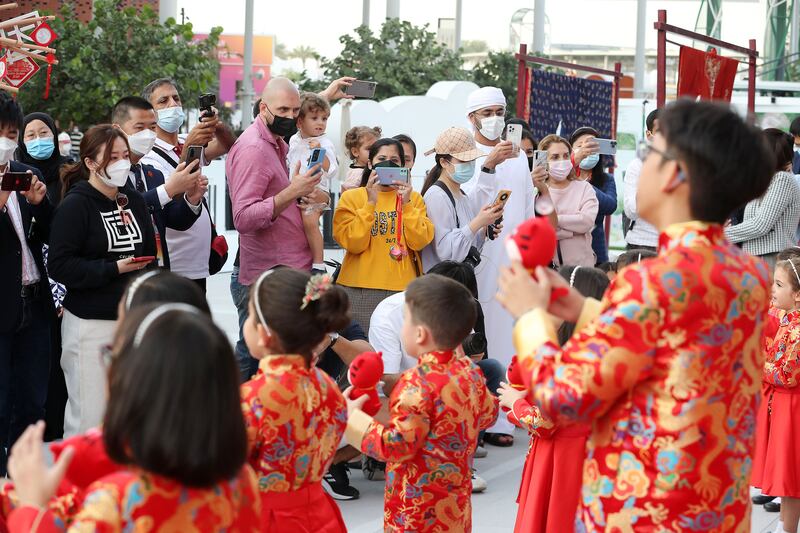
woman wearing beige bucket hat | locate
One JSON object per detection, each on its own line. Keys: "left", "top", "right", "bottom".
{"left": 420, "top": 127, "right": 506, "bottom": 272}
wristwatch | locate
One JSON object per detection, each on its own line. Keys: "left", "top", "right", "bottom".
{"left": 329, "top": 332, "right": 340, "bottom": 348}
{"left": 481, "top": 166, "right": 496, "bottom": 174}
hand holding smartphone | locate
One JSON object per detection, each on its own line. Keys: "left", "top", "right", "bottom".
{"left": 505, "top": 124, "right": 522, "bottom": 156}
{"left": 130, "top": 256, "right": 155, "bottom": 264}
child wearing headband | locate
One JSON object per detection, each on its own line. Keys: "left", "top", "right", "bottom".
{"left": 240, "top": 268, "right": 350, "bottom": 531}
{"left": 752, "top": 247, "right": 800, "bottom": 533}
{"left": 5, "top": 305, "right": 259, "bottom": 531}
{"left": 117, "top": 270, "right": 210, "bottom": 324}
{"left": 498, "top": 264, "right": 609, "bottom": 533}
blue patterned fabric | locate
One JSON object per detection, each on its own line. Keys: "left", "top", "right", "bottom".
{"left": 528, "top": 70, "right": 613, "bottom": 142}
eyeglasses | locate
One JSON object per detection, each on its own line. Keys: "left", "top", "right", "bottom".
{"left": 642, "top": 142, "right": 675, "bottom": 161}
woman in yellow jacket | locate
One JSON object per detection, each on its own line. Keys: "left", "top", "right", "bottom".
{"left": 333, "top": 138, "right": 434, "bottom": 333}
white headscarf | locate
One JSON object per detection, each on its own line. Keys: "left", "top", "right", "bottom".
{"left": 466, "top": 86, "right": 507, "bottom": 117}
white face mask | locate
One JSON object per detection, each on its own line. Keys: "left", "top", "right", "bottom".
{"left": 0, "top": 136, "right": 16, "bottom": 165}
{"left": 127, "top": 129, "right": 157, "bottom": 156}
{"left": 97, "top": 159, "right": 131, "bottom": 188}
{"left": 548, "top": 160, "right": 573, "bottom": 182}
{"left": 477, "top": 115, "right": 505, "bottom": 141}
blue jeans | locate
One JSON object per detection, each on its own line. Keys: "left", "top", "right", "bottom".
{"left": 476, "top": 358, "right": 505, "bottom": 443}
{"left": 230, "top": 267, "right": 259, "bottom": 382}
{"left": 0, "top": 295, "right": 51, "bottom": 474}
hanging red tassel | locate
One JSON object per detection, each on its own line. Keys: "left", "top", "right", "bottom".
{"left": 43, "top": 53, "right": 54, "bottom": 99}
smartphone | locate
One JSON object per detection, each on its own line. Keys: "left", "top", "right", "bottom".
{"left": 533, "top": 150, "right": 548, "bottom": 169}
{"left": 376, "top": 166, "right": 409, "bottom": 186}
{"left": 130, "top": 256, "right": 155, "bottom": 263}
{"left": 493, "top": 189, "right": 512, "bottom": 208}
{"left": 595, "top": 138, "right": 618, "bottom": 155}
{"left": 185, "top": 145, "right": 204, "bottom": 169}
{"left": 506, "top": 124, "right": 522, "bottom": 155}
{"left": 344, "top": 80, "right": 377, "bottom": 99}
{"left": 198, "top": 93, "right": 216, "bottom": 119}
{"left": 1, "top": 171, "right": 32, "bottom": 191}
{"left": 307, "top": 147, "right": 326, "bottom": 173}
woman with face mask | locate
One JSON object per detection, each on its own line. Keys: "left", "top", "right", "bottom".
{"left": 420, "top": 127, "right": 505, "bottom": 272}
{"left": 48, "top": 125, "right": 156, "bottom": 437}
{"left": 536, "top": 134, "right": 599, "bottom": 267}
{"left": 333, "top": 138, "right": 434, "bottom": 333}
{"left": 570, "top": 127, "right": 618, "bottom": 265}
{"left": 17, "top": 113, "right": 71, "bottom": 207}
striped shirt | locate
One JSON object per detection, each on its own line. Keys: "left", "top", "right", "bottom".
{"left": 725, "top": 171, "right": 800, "bottom": 256}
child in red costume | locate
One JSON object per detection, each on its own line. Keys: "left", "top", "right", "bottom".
{"left": 344, "top": 274, "right": 498, "bottom": 532}
{"left": 753, "top": 248, "right": 800, "bottom": 533}
{"left": 499, "top": 265, "right": 609, "bottom": 533}
{"left": 5, "top": 305, "right": 260, "bottom": 532}
{"left": 241, "top": 269, "right": 350, "bottom": 532}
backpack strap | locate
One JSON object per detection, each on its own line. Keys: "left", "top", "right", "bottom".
{"left": 433, "top": 180, "right": 460, "bottom": 228}
{"left": 150, "top": 145, "right": 179, "bottom": 169}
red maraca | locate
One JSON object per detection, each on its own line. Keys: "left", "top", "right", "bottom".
{"left": 348, "top": 351, "right": 384, "bottom": 416}
{"left": 501, "top": 354, "right": 527, "bottom": 414}
{"left": 505, "top": 216, "right": 569, "bottom": 302}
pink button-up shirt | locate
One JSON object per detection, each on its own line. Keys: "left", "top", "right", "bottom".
{"left": 226, "top": 117, "right": 311, "bottom": 285}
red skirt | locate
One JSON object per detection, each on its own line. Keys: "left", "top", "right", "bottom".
{"left": 515, "top": 424, "right": 589, "bottom": 533}
{"left": 261, "top": 482, "right": 346, "bottom": 533}
{"left": 752, "top": 383, "right": 800, "bottom": 498}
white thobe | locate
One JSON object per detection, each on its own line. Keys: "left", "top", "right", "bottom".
{"left": 462, "top": 144, "right": 536, "bottom": 435}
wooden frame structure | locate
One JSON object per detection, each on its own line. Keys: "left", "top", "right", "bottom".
{"left": 655, "top": 9, "right": 758, "bottom": 118}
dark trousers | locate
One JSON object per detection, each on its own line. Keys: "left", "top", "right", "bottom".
{"left": 192, "top": 277, "right": 207, "bottom": 293}
{"left": 230, "top": 267, "right": 258, "bottom": 382}
{"left": 0, "top": 295, "right": 51, "bottom": 474}
{"left": 44, "top": 315, "right": 66, "bottom": 441}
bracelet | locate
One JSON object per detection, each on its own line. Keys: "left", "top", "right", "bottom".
{"left": 329, "top": 332, "right": 340, "bottom": 348}
{"left": 481, "top": 166, "right": 496, "bottom": 174}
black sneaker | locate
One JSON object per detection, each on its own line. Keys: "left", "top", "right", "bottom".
{"left": 321, "top": 463, "right": 360, "bottom": 501}
{"left": 362, "top": 456, "right": 386, "bottom": 481}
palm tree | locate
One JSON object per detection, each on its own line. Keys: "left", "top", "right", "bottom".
{"left": 289, "top": 45, "right": 319, "bottom": 69}
{"left": 274, "top": 39, "right": 288, "bottom": 60}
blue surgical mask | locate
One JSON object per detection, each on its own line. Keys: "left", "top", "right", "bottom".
{"left": 157, "top": 106, "right": 185, "bottom": 133}
{"left": 450, "top": 161, "right": 476, "bottom": 184}
{"left": 579, "top": 153, "right": 600, "bottom": 170}
{"left": 25, "top": 138, "right": 54, "bottom": 160}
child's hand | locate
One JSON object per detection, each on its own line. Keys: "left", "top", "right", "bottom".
{"left": 308, "top": 140, "right": 321, "bottom": 149}
{"left": 498, "top": 382, "right": 527, "bottom": 411}
{"left": 343, "top": 386, "right": 368, "bottom": 417}
{"left": 8, "top": 421, "right": 74, "bottom": 509}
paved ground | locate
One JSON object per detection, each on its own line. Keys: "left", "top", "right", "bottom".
{"left": 207, "top": 271, "right": 778, "bottom": 532}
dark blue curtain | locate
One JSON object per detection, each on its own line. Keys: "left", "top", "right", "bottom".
{"left": 528, "top": 70, "right": 613, "bottom": 141}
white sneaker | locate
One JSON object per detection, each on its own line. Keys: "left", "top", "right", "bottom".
{"left": 471, "top": 470, "right": 487, "bottom": 493}
{"left": 473, "top": 445, "right": 488, "bottom": 459}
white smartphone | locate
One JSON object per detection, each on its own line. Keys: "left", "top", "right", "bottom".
{"left": 533, "top": 150, "right": 548, "bottom": 169}
{"left": 506, "top": 124, "right": 522, "bottom": 155}
{"left": 595, "top": 138, "right": 617, "bottom": 156}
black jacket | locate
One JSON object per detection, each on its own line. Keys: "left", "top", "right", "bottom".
{"left": 130, "top": 162, "right": 200, "bottom": 269}
{"left": 0, "top": 161, "right": 54, "bottom": 333}
{"left": 48, "top": 180, "right": 156, "bottom": 320}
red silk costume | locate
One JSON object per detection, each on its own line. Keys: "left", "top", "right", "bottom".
{"left": 752, "top": 308, "right": 800, "bottom": 498}
{"left": 240, "top": 355, "right": 347, "bottom": 532}
{"left": 513, "top": 222, "right": 770, "bottom": 531}
{"left": 345, "top": 350, "right": 498, "bottom": 532}
{"left": 7, "top": 468, "right": 261, "bottom": 532}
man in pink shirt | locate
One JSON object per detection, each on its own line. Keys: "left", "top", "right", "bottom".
{"left": 226, "top": 77, "right": 324, "bottom": 379}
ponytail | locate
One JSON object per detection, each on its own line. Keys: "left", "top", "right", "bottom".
{"left": 421, "top": 154, "right": 450, "bottom": 196}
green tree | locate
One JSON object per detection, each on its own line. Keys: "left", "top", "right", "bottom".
{"left": 316, "top": 19, "right": 464, "bottom": 100}
{"left": 18, "top": 0, "right": 223, "bottom": 128}
{"left": 274, "top": 39, "right": 288, "bottom": 60}
{"left": 461, "top": 40, "right": 489, "bottom": 54}
{"left": 470, "top": 51, "right": 519, "bottom": 116}
{"left": 289, "top": 45, "right": 319, "bottom": 69}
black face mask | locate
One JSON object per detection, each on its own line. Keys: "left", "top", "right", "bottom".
{"left": 527, "top": 156, "right": 534, "bottom": 171}
{"left": 265, "top": 105, "right": 298, "bottom": 138}
{"left": 374, "top": 160, "right": 400, "bottom": 169}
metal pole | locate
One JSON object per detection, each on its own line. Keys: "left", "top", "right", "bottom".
{"left": 362, "top": 0, "right": 370, "bottom": 27}
{"left": 634, "top": 0, "right": 647, "bottom": 98}
{"left": 791, "top": 0, "right": 800, "bottom": 56}
{"left": 748, "top": 39, "right": 757, "bottom": 122}
{"left": 533, "top": 0, "right": 545, "bottom": 54}
{"left": 240, "top": 0, "right": 254, "bottom": 130}
{"left": 656, "top": 10, "right": 667, "bottom": 109}
{"left": 386, "top": 0, "right": 399, "bottom": 19}
{"left": 455, "top": 0, "right": 462, "bottom": 51}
